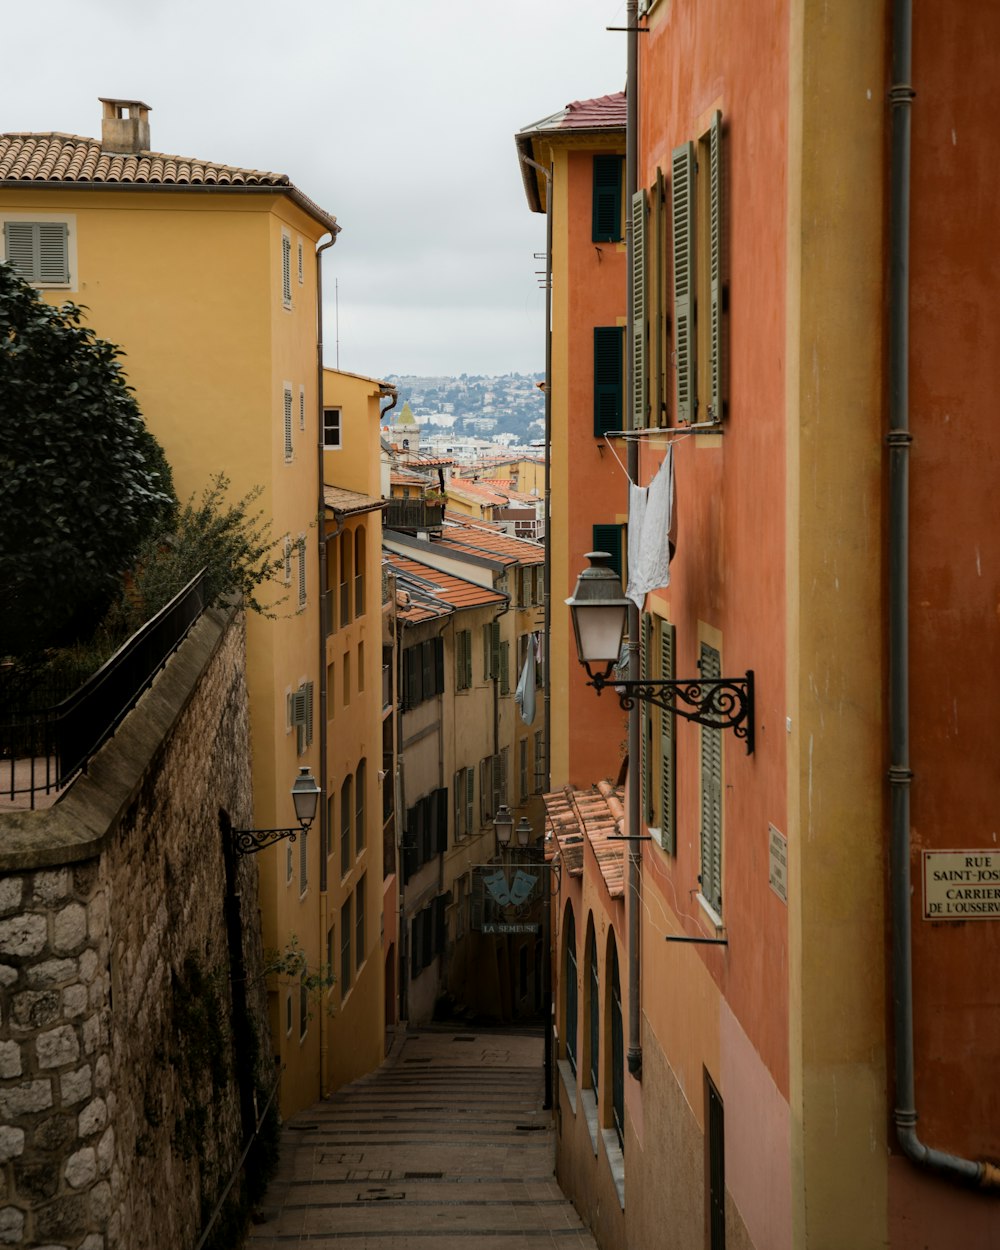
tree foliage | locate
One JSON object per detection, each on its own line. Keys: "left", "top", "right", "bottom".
{"left": 0, "top": 262, "right": 175, "bottom": 654}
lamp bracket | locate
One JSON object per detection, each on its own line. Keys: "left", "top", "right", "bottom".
{"left": 586, "top": 666, "right": 755, "bottom": 755}
{"left": 229, "top": 824, "right": 305, "bottom": 857}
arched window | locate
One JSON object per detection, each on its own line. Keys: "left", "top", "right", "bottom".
{"left": 354, "top": 526, "right": 366, "bottom": 617}
{"left": 355, "top": 758, "right": 366, "bottom": 855}
{"left": 587, "top": 920, "right": 599, "bottom": 1095}
{"left": 340, "top": 774, "right": 353, "bottom": 878}
{"left": 339, "top": 530, "right": 353, "bottom": 627}
{"left": 564, "top": 905, "right": 578, "bottom": 1075}
{"left": 609, "top": 934, "right": 624, "bottom": 1148}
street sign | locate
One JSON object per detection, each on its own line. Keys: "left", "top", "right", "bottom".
{"left": 923, "top": 850, "right": 1000, "bottom": 920}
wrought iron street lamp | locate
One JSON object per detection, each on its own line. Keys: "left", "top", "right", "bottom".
{"left": 565, "top": 552, "right": 756, "bottom": 754}
{"left": 226, "top": 766, "right": 321, "bottom": 856}
{"left": 494, "top": 803, "right": 514, "bottom": 850}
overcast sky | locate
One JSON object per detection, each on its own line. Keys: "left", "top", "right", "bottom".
{"left": 2, "top": 0, "right": 626, "bottom": 378}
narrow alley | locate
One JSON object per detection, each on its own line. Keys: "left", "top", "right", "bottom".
{"left": 247, "top": 1027, "right": 598, "bottom": 1249}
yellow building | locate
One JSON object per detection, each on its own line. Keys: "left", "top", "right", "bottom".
{"left": 0, "top": 98, "right": 339, "bottom": 1115}
{"left": 319, "top": 368, "right": 393, "bottom": 1093}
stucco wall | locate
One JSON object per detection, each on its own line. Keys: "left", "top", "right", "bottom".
{"left": 0, "top": 604, "right": 272, "bottom": 1250}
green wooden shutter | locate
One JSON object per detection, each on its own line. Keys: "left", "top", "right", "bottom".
{"left": 465, "top": 768, "right": 475, "bottom": 834}
{"left": 592, "top": 155, "right": 623, "bottom": 242}
{"left": 672, "top": 142, "right": 696, "bottom": 422}
{"left": 631, "top": 188, "right": 648, "bottom": 430}
{"left": 709, "top": 110, "right": 724, "bottom": 423}
{"left": 4, "top": 223, "right": 35, "bottom": 278}
{"left": 699, "top": 643, "right": 723, "bottom": 912}
{"left": 499, "top": 641, "right": 510, "bottom": 695}
{"left": 593, "top": 327, "right": 624, "bottom": 437}
{"left": 658, "top": 623, "right": 676, "bottom": 854}
{"left": 592, "top": 524, "right": 623, "bottom": 582}
{"left": 655, "top": 168, "right": 667, "bottom": 427}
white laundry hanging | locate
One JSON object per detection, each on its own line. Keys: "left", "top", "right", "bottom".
{"left": 626, "top": 445, "right": 674, "bottom": 611}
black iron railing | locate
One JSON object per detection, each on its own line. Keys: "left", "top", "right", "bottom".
{"left": 1, "top": 570, "right": 207, "bottom": 807}
{"left": 383, "top": 498, "right": 445, "bottom": 532}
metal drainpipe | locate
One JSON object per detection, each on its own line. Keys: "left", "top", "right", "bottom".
{"left": 624, "top": 0, "right": 642, "bottom": 1081}
{"left": 887, "top": 0, "right": 998, "bottom": 1189}
{"left": 315, "top": 231, "right": 336, "bottom": 1098}
{"left": 397, "top": 617, "right": 409, "bottom": 1026}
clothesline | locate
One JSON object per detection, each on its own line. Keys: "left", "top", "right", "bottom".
{"left": 601, "top": 426, "right": 698, "bottom": 488}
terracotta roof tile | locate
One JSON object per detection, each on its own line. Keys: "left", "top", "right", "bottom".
{"left": 384, "top": 552, "right": 506, "bottom": 619}
{"left": 543, "top": 782, "right": 626, "bottom": 899}
{"left": 323, "top": 486, "right": 385, "bottom": 516}
{"left": 0, "top": 132, "right": 338, "bottom": 233}
{"left": 436, "top": 522, "right": 544, "bottom": 567}
{"left": 518, "top": 92, "right": 626, "bottom": 138}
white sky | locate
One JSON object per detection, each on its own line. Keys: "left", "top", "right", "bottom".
{"left": 2, "top": 0, "right": 627, "bottom": 378}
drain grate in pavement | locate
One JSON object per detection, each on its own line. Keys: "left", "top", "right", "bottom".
{"left": 404, "top": 1171, "right": 444, "bottom": 1179}
{"left": 357, "top": 1188, "right": 405, "bottom": 1202}
{"left": 515, "top": 1124, "right": 546, "bottom": 1132}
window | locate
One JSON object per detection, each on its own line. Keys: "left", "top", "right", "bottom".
{"left": 456, "top": 630, "right": 473, "bottom": 691}
{"left": 499, "top": 641, "right": 510, "bottom": 695}
{"left": 325, "top": 794, "right": 335, "bottom": 860}
{"left": 453, "top": 766, "right": 475, "bottom": 839}
{"left": 699, "top": 642, "right": 723, "bottom": 915}
{"left": 340, "top": 775, "right": 353, "bottom": 877}
{"left": 281, "top": 231, "right": 292, "bottom": 306}
{"left": 296, "top": 535, "right": 307, "bottom": 610}
{"left": 339, "top": 531, "right": 352, "bottom": 627}
{"left": 355, "top": 874, "right": 366, "bottom": 970}
{"left": 3, "top": 220, "right": 70, "bottom": 285}
{"left": 357, "top": 641, "right": 365, "bottom": 693}
{"left": 594, "top": 327, "right": 624, "bottom": 437}
{"left": 519, "top": 738, "right": 528, "bottom": 803}
{"left": 517, "top": 568, "right": 529, "bottom": 608}
{"left": 299, "top": 974, "right": 308, "bottom": 1039}
{"left": 564, "top": 908, "right": 578, "bottom": 1074}
{"left": 533, "top": 731, "right": 544, "bottom": 794}
{"left": 587, "top": 922, "right": 599, "bottom": 1094}
{"left": 297, "top": 238, "right": 304, "bottom": 285}
{"left": 298, "top": 828, "right": 308, "bottom": 896}
{"left": 355, "top": 758, "right": 366, "bottom": 855}
{"left": 354, "top": 527, "right": 366, "bottom": 617}
{"left": 299, "top": 384, "right": 306, "bottom": 431}
{"left": 340, "top": 897, "right": 352, "bottom": 996}
{"left": 323, "top": 407, "right": 342, "bottom": 449}
{"left": 403, "top": 788, "right": 448, "bottom": 882}
{"left": 592, "top": 524, "right": 624, "bottom": 582}
{"left": 483, "top": 620, "right": 500, "bottom": 681}
{"left": 592, "top": 155, "right": 624, "bottom": 243}
{"left": 641, "top": 615, "right": 676, "bottom": 852}
{"left": 610, "top": 937, "right": 624, "bottom": 1149}
{"left": 631, "top": 187, "right": 648, "bottom": 429}
{"left": 672, "top": 111, "right": 725, "bottom": 424}
{"left": 288, "top": 680, "right": 314, "bottom": 755}
{"left": 402, "top": 637, "right": 445, "bottom": 710}
{"left": 283, "top": 385, "right": 294, "bottom": 461}
{"left": 707, "top": 1076, "right": 726, "bottom": 1249}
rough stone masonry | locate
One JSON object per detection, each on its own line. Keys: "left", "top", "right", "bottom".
{"left": 0, "top": 603, "right": 273, "bottom": 1249}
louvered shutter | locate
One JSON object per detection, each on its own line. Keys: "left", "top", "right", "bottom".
{"left": 282, "top": 234, "right": 292, "bottom": 304}
{"left": 421, "top": 639, "right": 434, "bottom": 700}
{"left": 297, "top": 536, "right": 307, "bottom": 608}
{"left": 499, "top": 641, "right": 510, "bottom": 695}
{"left": 592, "top": 525, "right": 623, "bottom": 582}
{"left": 709, "top": 110, "right": 724, "bottom": 423}
{"left": 464, "top": 633, "right": 473, "bottom": 689}
{"left": 641, "top": 615, "right": 653, "bottom": 825}
{"left": 284, "top": 387, "right": 294, "bottom": 461}
{"left": 465, "top": 768, "right": 475, "bottom": 833}
{"left": 434, "top": 636, "right": 445, "bottom": 694}
{"left": 299, "top": 386, "right": 306, "bottom": 431}
{"left": 454, "top": 771, "right": 463, "bottom": 839}
{"left": 4, "top": 223, "right": 35, "bottom": 278}
{"left": 592, "top": 155, "right": 623, "bottom": 242}
{"left": 672, "top": 142, "right": 696, "bottom": 422}
{"left": 304, "top": 680, "right": 314, "bottom": 747}
{"left": 631, "top": 189, "right": 648, "bottom": 429}
{"left": 699, "top": 643, "right": 723, "bottom": 912}
{"left": 593, "top": 327, "right": 624, "bottom": 437}
{"left": 38, "top": 223, "right": 70, "bottom": 283}
{"left": 436, "top": 787, "right": 449, "bottom": 853}
{"left": 658, "top": 624, "right": 676, "bottom": 854}
{"left": 655, "top": 168, "right": 668, "bottom": 427}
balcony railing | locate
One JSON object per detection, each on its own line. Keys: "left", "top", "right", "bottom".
{"left": 1, "top": 570, "right": 207, "bottom": 807}
{"left": 383, "top": 498, "right": 445, "bottom": 532}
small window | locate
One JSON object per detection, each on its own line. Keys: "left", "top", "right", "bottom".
{"left": 592, "top": 524, "right": 624, "bottom": 582}
{"left": 283, "top": 385, "right": 294, "bottom": 461}
{"left": 281, "top": 231, "right": 292, "bottom": 307}
{"left": 288, "top": 681, "right": 314, "bottom": 755}
{"left": 343, "top": 651, "right": 351, "bottom": 708}
{"left": 3, "top": 220, "right": 70, "bottom": 285}
{"left": 355, "top": 758, "right": 366, "bottom": 855}
{"left": 355, "top": 873, "right": 366, "bottom": 970}
{"left": 340, "top": 897, "right": 352, "bottom": 996}
{"left": 323, "top": 407, "right": 342, "bottom": 449}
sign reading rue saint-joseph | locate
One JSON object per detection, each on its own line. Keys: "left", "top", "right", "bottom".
{"left": 923, "top": 850, "right": 1000, "bottom": 920}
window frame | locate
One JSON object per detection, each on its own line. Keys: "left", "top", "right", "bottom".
{"left": 2, "top": 218, "right": 73, "bottom": 287}
{"left": 323, "top": 406, "right": 343, "bottom": 450}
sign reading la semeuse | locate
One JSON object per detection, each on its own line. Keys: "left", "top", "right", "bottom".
{"left": 923, "top": 851, "right": 1000, "bottom": 920}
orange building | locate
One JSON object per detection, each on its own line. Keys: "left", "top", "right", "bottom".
{"left": 537, "top": 3, "right": 1000, "bottom": 1249}
{"left": 516, "top": 94, "right": 628, "bottom": 790}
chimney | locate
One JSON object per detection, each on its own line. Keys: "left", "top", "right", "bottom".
{"left": 99, "top": 98, "right": 152, "bottom": 153}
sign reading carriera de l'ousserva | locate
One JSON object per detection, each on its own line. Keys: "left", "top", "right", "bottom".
{"left": 923, "top": 850, "right": 1000, "bottom": 920}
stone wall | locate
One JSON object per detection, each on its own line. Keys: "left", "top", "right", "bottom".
{"left": 0, "top": 603, "right": 274, "bottom": 1250}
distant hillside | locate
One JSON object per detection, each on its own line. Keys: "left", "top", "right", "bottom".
{"left": 384, "top": 373, "right": 545, "bottom": 445}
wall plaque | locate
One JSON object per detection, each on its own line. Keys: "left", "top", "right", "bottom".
{"left": 923, "top": 850, "right": 1000, "bottom": 920}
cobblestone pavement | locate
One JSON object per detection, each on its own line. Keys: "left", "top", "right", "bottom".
{"left": 247, "top": 1026, "right": 597, "bottom": 1249}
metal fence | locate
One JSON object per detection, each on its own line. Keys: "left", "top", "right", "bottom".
{"left": 1, "top": 570, "right": 207, "bottom": 808}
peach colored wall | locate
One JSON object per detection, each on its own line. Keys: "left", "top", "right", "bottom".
{"left": 899, "top": 0, "right": 1000, "bottom": 1188}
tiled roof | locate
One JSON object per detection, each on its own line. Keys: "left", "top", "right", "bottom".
{"left": 443, "top": 510, "right": 505, "bottom": 531}
{"left": 543, "top": 782, "right": 625, "bottom": 899}
{"left": 447, "top": 480, "right": 509, "bottom": 508}
{"left": 436, "top": 522, "right": 544, "bottom": 567}
{"left": 390, "top": 470, "right": 430, "bottom": 486}
{"left": 384, "top": 552, "right": 506, "bottom": 621}
{"left": 0, "top": 132, "right": 339, "bottom": 233}
{"left": 518, "top": 92, "right": 626, "bottom": 138}
{"left": 323, "top": 486, "right": 385, "bottom": 516}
